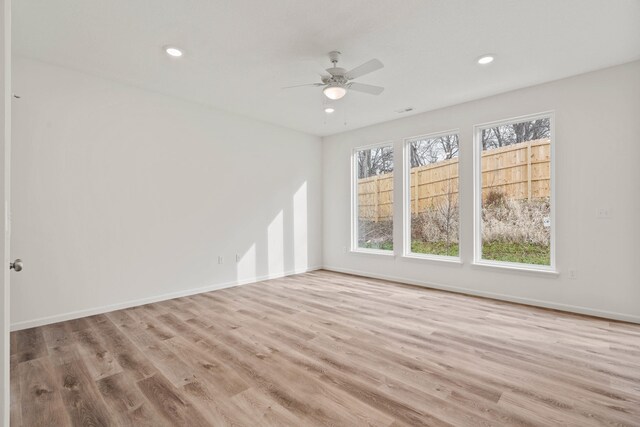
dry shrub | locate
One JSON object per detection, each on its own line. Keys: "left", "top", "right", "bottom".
{"left": 411, "top": 202, "right": 459, "bottom": 244}
{"left": 482, "top": 196, "right": 550, "bottom": 245}
{"left": 485, "top": 189, "right": 507, "bottom": 207}
{"left": 359, "top": 190, "right": 549, "bottom": 248}
{"left": 358, "top": 219, "right": 393, "bottom": 247}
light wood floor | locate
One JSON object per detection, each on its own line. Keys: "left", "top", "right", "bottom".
{"left": 10, "top": 270, "right": 640, "bottom": 426}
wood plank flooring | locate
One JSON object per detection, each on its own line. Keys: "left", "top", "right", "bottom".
{"left": 10, "top": 270, "right": 640, "bottom": 426}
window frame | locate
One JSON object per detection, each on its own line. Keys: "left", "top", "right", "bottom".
{"left": 350, "top": 141, "right": 397, "bottom": 255}
{"left": 472, "top": 111, "right": 557, "bottom": 273}
{"left": 402, "top": 129, "right": 462, "bottom": 263}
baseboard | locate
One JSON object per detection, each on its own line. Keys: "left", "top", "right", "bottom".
{"left": 14, "top": 264, "right": 638, "bottom": 330}
{"left": 10, "top": 266, "right": 322, "bottom": 331}
{"left": 322, "top": 265, "right": 640, "bottom": 324}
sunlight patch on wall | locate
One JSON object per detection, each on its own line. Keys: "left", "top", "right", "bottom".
{"left": 268, "top": 210, "right": 285, "bottom": 276}
{"left": 293, "top": 182, "right": 308, "bottom": 271}
{"left": 237, "top": 243, "right": 256, "bottom": 282}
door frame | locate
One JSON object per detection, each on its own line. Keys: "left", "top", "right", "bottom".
{"left": 1, "top": 0, "right": 11, "bottom": 424}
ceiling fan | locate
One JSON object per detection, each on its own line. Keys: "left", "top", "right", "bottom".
{"left": 284, "top": 51, "right": 384, "bottom": 100}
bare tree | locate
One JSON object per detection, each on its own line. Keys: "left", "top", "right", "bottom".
{"left": 434, "top": 176, "right": 458, "bottom": 252}
{"left": 357, "top": 146, "right": 393, "bottom": 178}
{"left": 482, "top": 118, "right": 550, "bottom": 150}
{"left": 409, "top": 134, "right": 459, "bottom": 168}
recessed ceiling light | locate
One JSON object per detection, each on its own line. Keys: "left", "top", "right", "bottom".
{"left": 324, "top": 107, "right": 335, "bottom": 114}
{"left": 477, "top": 55, "right": 494, "bottom": 65}
{"left": 165, "top": 47, "right": 183, "bottom": 58}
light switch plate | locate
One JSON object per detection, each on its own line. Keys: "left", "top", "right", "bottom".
{"left": 596, "top": 208, "right": 611, "bottom": 219}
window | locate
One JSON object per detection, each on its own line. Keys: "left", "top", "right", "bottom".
{"left": 475, "top": 113, "right": 554, "bottom": 269}
{"left": 353, "top": 144, "right": 394, "bottom": 252}
{"left": 405, "top": 132, "right": 460, "bottom": 258}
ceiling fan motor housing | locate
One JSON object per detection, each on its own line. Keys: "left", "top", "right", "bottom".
{"left": 324, "top": 69, "right": 348, "bottom": 85}
{"left": 326, "top": 51, "right": 347, "bottom": 83}
{"left": 326, "top": 67, "right": 346, "bottom": 77}
{"left": 328, "top": 50, "right": 341, "bottom": 64}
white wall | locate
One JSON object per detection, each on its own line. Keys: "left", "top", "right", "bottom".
{"left": 323, "top": 61, "right": 640, "bottom": 323}
{"left": 10, "top": 57, "right": 640, "bottom": 329}
{"left": 10, "top": 57, "right": 322, "bottom": 329}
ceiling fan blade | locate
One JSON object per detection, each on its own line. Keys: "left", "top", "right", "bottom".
{"left": 281, "top": 83, "right": 324, "bottom": 89}
{"left": 348, "top": 82, "right": 384, "bottom": 95}
{"left": 345, "top": 58, "right": 383, "bottom": 80}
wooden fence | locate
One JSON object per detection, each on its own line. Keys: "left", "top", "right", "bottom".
{"left": 358, "top": 139, "right": 550, "bottom": 221}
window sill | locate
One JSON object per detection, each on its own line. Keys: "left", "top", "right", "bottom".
{"left": 471, "top": 260, "right": 559, "bottom": 277}
{"left": 402, "top": 253, "right": 463, "bottom": 266}
{"left": 350, "top": 249, "right": 395, "bottom": 258}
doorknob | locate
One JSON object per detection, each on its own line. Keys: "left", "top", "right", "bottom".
{"left": 10, "top": 259, "right": 23, "bottom": 272}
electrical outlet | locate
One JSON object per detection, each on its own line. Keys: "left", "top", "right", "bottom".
{"left": 568, "top": 269, "right": 577, "bottom": 280}
{"left": 236, "top": 254, "right": 241, "bottom": 263}
{"left": 342, "top": 246, "right": 348, "bottom": 253}
{"left": 596, "top": 207, "right": 611, "bottom": 219}
{"left": 217, "top": 256, "right": 223, "bottom": 264}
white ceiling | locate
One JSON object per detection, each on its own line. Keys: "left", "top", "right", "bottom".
{"left": 13, "top": 0, "right": 640, "bottom": 136}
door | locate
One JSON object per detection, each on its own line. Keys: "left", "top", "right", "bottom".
{"left": 1, "top": 0, "right": 10, "bottom": 424}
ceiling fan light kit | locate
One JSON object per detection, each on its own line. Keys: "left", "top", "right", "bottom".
{"left": 323, "top": 84, "right": 347, "bottom": 100}
{"left": 285, "top": 51, "right": 384, "bottom": 99}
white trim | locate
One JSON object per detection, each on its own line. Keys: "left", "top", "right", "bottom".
{"left": 402, "top": 129, "right": 461, "bottom": 261}
{"left": 1, "top": 1, "right": 10, "bottom": 424}
{"left": 10, "top": 264, "right": 640, "bottom": 331}
{"left": 322, "top": 266, "right": 640, "bottom": 324}
{"left": 473, "top": 111, "right": 556, "bottom": 271}
{"left": 472, "top": 260, "right": 558, "bottom": 276}
{"left": 350, "top": 248, "right": 395, "bottom": 257}
{"left": 403, "top": 128, "right": 460, "bottom": 145}
{"left": 10, "top": 266, "right": 322, "bottom": 331}
{"left": 401, "top": 254, "right": 462, "bottom": 265}
{"left": 351, "top": 141, "right": 395, "bottom": 252}
{"left": 351, "top": 140, "right": 396, "bottom": 152}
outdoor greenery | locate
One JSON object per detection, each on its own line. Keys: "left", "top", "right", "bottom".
{"left": 361, "top": 241, "right": 393, "bottom": 251}
{"left": 358, "top": 218, "right": 394, "bottom": 251}
{"left": 362, "top": 239, "right": 549, "bottom": 265}
{"left": 481, "top": 241, "right": 550, "bottom": 265}
{"left": 411, "top": 241, "right": 459, "bottom": 257}
{"left": 361, "top": 191, "right": 551, "bottom": 264}
{"left": 409, "top": 240, "right": 549, "bottom": 264}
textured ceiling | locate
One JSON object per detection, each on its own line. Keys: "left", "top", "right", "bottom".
{"left": 13, "top": 0, "right": 640, "bottom": 136}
